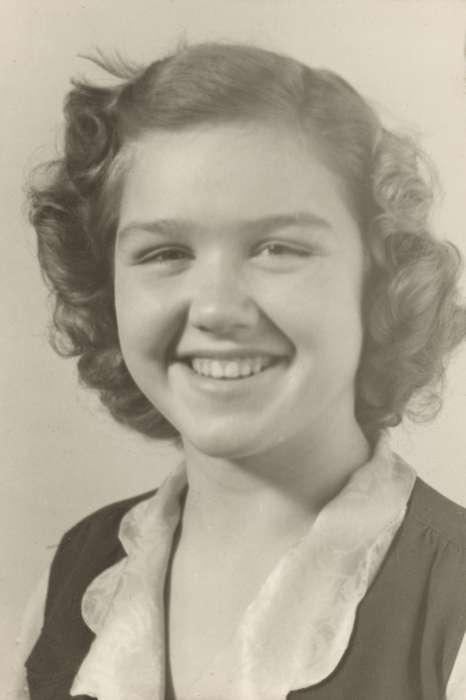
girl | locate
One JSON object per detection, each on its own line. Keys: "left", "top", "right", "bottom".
{"left": 21, "top": 43, "right": 466, "bottom": 699}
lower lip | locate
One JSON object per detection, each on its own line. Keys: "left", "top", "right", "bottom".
{"left": 172, "top": 360, "right": 286, "bottom": 395}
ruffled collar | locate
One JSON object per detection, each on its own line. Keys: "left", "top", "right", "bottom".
{"left": 70, "top": 440, "right": 415, "bottom": 700}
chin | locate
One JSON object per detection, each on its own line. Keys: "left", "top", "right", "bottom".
{"left": 182, "top": 425, "right": 264, "bottom": 460}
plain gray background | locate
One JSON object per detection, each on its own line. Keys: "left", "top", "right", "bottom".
{"left": 2, "top": 0, "right": 466, "bottom": 694}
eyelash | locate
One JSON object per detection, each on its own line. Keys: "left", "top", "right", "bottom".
{"left": 137, "top": 247, "right": 192, "bottom": 264}
{"left": 253, "top": 242, "right": 311, "bottom": 258}
{"left": 135, "top": 241, "right": 314, "bottom": 265}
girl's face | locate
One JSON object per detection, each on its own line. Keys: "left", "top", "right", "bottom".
{"left": 114, "top": 123, "right": 366, "bottom": 459}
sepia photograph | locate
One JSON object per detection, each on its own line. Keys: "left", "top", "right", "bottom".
{"left": 2, "top": 1, "right": 466, "bottom": 698}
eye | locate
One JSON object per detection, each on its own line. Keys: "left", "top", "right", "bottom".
{"left": 137, "top": 246, "right": 192, "bottom": 264}
{"left": 253, "top": 242, "right": 312, "bottom": 258}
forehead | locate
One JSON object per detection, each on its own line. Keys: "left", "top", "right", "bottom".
{"left": 117, "top": 122, "right": 355, "bottom": 231}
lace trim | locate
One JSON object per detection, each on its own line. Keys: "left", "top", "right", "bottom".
{"left": 70, "top": 440, "right": 415, "bottom": 700}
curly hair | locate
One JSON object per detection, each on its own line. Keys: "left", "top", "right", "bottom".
{"left": 28, "top": 42, "right": 466, "bottom": 445}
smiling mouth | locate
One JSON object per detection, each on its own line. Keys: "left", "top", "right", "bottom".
{"left": 182, "top": 356, "right": 278, "bottom": 380}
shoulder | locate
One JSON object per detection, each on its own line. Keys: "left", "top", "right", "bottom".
{"left": 44, "top": 488, "right": 157, "bottom": 616}
{"left": 360, "top": 475, "right": 466, "bottom": 685}
{"left": 59, "top": 488, "right": 157, "bottom": 549}
{"left": 406, "top": 477, "right": 466, "bottom": 554}
{"left": 405, "top": 479, "right": 466, "bottom": 681}
{"left": 374, "top": 474, "right": 466, "bottom": 620}
{"left": 24, "top": 489, "right": 158, "bottom": 686}
{"left": 391, "top": 476, "right": 466, "bottom": 635}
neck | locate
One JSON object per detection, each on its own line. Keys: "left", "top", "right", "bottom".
{"left": 179, "top": 415, "right": 371, "bottom": 559}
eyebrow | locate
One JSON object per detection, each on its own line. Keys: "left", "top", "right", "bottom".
{"left": 117, "top": 211, "right": 333, "bottom": 242}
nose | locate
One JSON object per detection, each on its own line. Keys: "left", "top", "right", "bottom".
{"left": 187, "top": 263, "right": 259, "bottom": 335}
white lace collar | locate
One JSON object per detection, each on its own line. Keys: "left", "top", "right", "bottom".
{"left": 70, "top": 439, "right": 415, "bottom": 700}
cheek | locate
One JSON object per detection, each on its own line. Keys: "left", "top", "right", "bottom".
{"left": 259, "top": 265, "right": 364, "bottom": 352}
{"left": 316, "top": 275, "right": 364, "bottom": 360}
{"left": 114, "top": 272, "right": 174, "bottom": 363}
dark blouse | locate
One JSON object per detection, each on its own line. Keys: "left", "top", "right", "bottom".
{"left": 26, "top": 478, "right": 466, "bottom": 699}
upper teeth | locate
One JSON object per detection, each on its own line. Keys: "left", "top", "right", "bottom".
{"left": 190, "top": 357, "right": 272, "bottom": 379}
